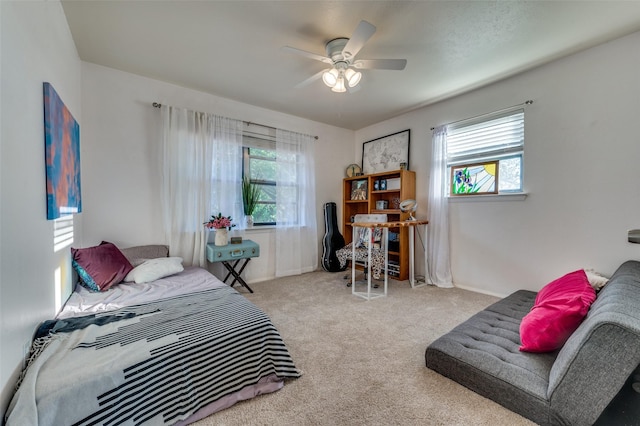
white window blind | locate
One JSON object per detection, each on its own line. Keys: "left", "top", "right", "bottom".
{"left": 447, "top": 109, "right": 524, "bottom": 164}
{"left": 446, "top": 108, "right": 525, "bottom": 193}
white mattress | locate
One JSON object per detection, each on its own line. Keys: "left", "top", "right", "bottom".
{"left": 58, "top": 266, "right": 227, "bottom": 319}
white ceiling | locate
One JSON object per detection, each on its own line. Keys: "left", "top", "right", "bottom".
{"left": 62, "top": 1, "right": 640, "bottom": 130}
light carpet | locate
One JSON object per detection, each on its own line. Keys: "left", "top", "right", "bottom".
{"left": 193, "top": 271, "right": 535, "bottom": 426}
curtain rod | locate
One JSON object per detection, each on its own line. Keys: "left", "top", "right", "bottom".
{"left": 152, "top": 102, "right": 319, "bottom": 140}
{"left": 430, "top": 100, "right": 533, "bottom": 131}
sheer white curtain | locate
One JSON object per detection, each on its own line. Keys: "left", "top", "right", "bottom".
{"left": 161, "top": 105, "right": 243, "bottom": 267}
{"left": 427, "top": 126, "right": 453, "bottom": 287}
{"left": 274, "top": 129, "right": 318, "bottom": 277}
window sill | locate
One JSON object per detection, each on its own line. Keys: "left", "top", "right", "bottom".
{"left": 240, "top": 225, "right": 308, "bottom": 232}
{"left": 243, "top": 225, "right": 276, "bottom": 232}
{"left": 447, "top": 192, "right": 528, "bottom": 202}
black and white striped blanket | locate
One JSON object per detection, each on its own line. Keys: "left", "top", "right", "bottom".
{"left": 6, "top": 286, "right": 300, "bottom": 425}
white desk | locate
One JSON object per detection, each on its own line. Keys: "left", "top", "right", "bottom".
{"left": 351, "top": 219, "right": 429, "bottom": 300}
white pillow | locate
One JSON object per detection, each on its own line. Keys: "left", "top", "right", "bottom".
{"left": 584, "top": 268, "right": 609, "bottom": 291}
{"left": 124, "top": 257, "right": 184, "bottom": 284}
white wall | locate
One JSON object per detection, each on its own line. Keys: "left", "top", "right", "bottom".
{"left": 356, "top": 31, "right": 640, "bottom": 297}
{"left": 0, "top": 1, "right": 81, "bottom": 419}
{"left": 3, "top": 3, "right": 639, "bottom": 418}
{"left": 80, "top": 62, "right": 354, "bottom": 283}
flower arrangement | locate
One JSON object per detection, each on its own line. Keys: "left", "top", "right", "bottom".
{"left": 204, "top": 213, "right": 236, "bottom": 230}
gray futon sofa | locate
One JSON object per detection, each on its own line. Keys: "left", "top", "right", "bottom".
{"left": 425, "top": 260, "right": 640, "bottom": 425}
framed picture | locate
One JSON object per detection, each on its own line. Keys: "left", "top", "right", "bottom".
{"left": 351, "top": 179, "right": 368, "bottom": 200}
{"left": 361, "top": 129, "right": 410, "bottom": 174}
{"left": 450, "top": 160, "right": 499, "bottom": 196}
{"left": 44, "top": 82, "right": 82, "bottom": 219}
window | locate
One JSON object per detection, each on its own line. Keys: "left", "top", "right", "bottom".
{"left": 242, "top": 129, "right": 313, "bottom": 227}
{"left": 447, "top": 109, "right": 524, "bottom": 194}
{"left": 243, "top": 144, "right": 277, "bottom": 225}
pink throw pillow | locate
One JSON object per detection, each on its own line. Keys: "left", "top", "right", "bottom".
{"left": 519, "top": 269, "right": 596, "bottom": 353}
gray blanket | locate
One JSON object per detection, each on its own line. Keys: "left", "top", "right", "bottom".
{"left": 6, "top": 286, "right": 300, "bottom": 425}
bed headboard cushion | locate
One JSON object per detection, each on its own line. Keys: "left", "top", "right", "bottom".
{"left": 120, "top": 245, "right": 170, "bottom": 266}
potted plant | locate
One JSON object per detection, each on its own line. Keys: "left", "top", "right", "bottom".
{"left": 242, "top": 175, "right": 261, "bottom": 227}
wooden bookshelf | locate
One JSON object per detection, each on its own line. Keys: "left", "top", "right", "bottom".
{"left": 342, "top": 169, "right": 416, "bottom": 280}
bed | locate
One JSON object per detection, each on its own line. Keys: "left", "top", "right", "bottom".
{"left": 6, "top": 244, "right": 301, "bottom": 425}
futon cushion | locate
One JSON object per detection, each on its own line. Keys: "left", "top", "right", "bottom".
{"left": 519, "top": 269, "right": 596, "bottom": 353}
{"left": 71, "top": 241, "right": 133, "bottom": 291}
{"left": 426, "top": 290, "right": 556, "bottom": 425}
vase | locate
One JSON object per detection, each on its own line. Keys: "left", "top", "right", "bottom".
{"left": 245, "top": 214, "right": 254, "bottom": 228}
{"left": 214, "top": 228, "right": 228, "bottom": 246}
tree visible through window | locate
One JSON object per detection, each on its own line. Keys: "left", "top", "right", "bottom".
{"left": 243, "top": 147, "right": 276, "bottom": 225}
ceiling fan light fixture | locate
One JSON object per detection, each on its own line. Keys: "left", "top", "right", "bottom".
{"left": 322, "top": 68, "right": 339, "bottom": 87}
{"left": 331, "top": 76, "right": 347, "bottom": 93}
{"left": 344, "top": 68, "right": 362, "bottom": 88}
{"left": 284, "top": 20, "right": 407, "bottom": 92}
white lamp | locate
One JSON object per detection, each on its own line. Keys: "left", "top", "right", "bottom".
{"left": 399, "top": 199, "right": 418, "bottom": 221}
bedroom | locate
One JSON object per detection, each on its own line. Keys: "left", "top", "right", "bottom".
{"left": 2, "top": 0, "right": 640, "bottom": 423}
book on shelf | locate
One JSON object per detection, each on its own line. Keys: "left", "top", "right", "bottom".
{"left": 350, "top": 179, "right": 368, "bottom": 200}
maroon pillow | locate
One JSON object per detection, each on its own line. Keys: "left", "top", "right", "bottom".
{"left": 519, "top": 269, "right": 596, "bottom": 353}
{"left": 71, "top": 241, "right": 133, "bottom": 291}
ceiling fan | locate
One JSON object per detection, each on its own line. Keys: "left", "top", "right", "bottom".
{"left": 282, "top": 20, "right": 407, "bottom": 93}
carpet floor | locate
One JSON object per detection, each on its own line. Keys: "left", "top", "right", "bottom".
{"left": 192, "top": 270, "right": 638, "bottom": 426}
{"left": 192, "top": 271, "right": 536, "bottom": 425}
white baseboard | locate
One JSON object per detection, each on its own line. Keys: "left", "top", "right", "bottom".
{"left": 453, "top": 283, "right": 512, "bottom": 299}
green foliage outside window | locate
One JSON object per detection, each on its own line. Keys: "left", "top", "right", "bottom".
{"left": 245, "top": 147, "right": 277, "bottom": 224}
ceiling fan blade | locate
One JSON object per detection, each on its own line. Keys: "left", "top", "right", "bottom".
{"left": 353, "top": 59, "right": 407, "bottom": 70}
{"left": 294, "top": 70, "right": 327, "bottom": 88}
{"left": 342, "top": 20, "right": 376, "bottom": 60}
{"left": 281, "top": 46, "right": 332, "bottom": 64}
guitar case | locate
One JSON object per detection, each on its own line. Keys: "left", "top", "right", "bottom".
{"left": 322, "top": 202, "right": 347, "bottom": 272}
